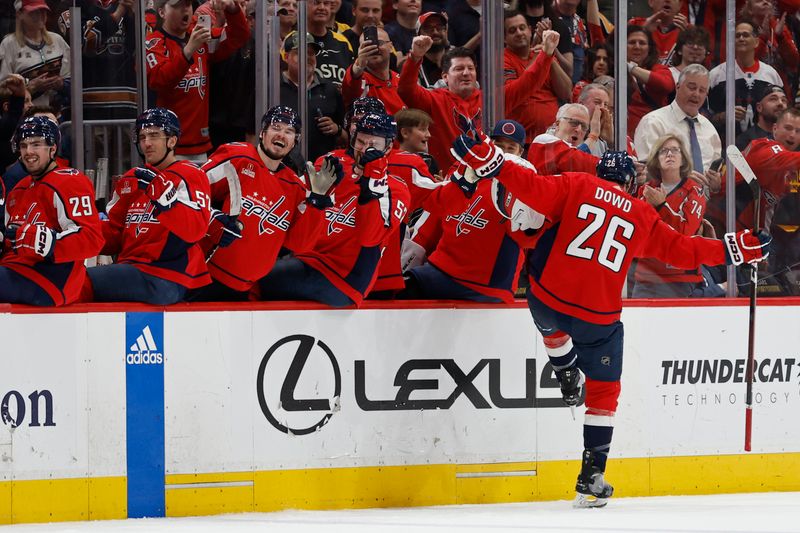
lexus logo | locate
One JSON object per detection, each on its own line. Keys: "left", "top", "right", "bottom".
{"left": 256, "top": 334, "right": 341, "bottom": 435}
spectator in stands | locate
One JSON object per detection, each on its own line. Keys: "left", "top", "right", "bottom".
{"left": 278, "top": 0, "right": 298, "bottom": 39}
{"left": 572, "top": 43, "right": 612, "bottom": 101}
{"left": 629, "top": 0, "right": 689, "bottom": 64}
{"left": 399, "top": 39, "right": 482, "bottom": 170}
{"left": 395, "top": 107, "right": 438, "bottom": 177}
{"left": 55, "top": 0, "right": 137, "bottom": 120}
{"left": 551, "top": 0, "right": 588, "bottom": 84}
{"left": 520, "top": 0, "right": 574, "bottom": 79}
{"left": 415, "top": 11, "right": 450, "bottom": 88}
{"left": 280, "top": 31, "right": 345, "bottom": 172}
{"left": 576, "top": 83, "right": 616, "bottom": 157}
{"left": 342, "top": 0, "right": 382, "bottom": 54}
{"left": 446, "top": 0, "right": 482, "bottom": 61}
{"left": 0, "top": 74, "right": 31, "bottom": 173}
{"left": 146, "top": 0, "right": 249, "bottom": 161}
{"left": 708, "top": 19, "right": 783, "bottom": 141}
{"left": 668, "top": 26, "right": 711, "bottom": 84}
{"left": 209, "top": 0, "right": 256, "bottom": 148}
{"left": 326, "top": 0, "right": 350, "bottom": 33}
{"left": 385, "top": 0, "right": 421, "bottom": 57}
{"left": 624, "top": 25, "right": 675, "bottom": 135}
{"left": 740, "top": 0, "right": 799, "bottom": 96}
{"left": 635, "top": 64, "right": 722, "bottom": 186}
{"left": 307, "top": 0, "right": 354, "bottom": 86}
{"left": 527, "top": 102, "right": 600, "bottom": 174}
{"left": 342, "top": 26, "right": 404, "bottom": 114}
{"left": 632, "top": 135, "right": 707, "bottom": 298}
{"left": 504, "top": 14, "right": 570, "bottom": 142}
{"left": 0, "top": 0, "right": 70, "bottom": 107}
{"left": 737, "top": 84, "right": 788, "bottom": 150}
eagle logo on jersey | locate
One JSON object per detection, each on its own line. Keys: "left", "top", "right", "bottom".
{"left": 447, "top": 196, "right": 489, "bottom": 236}
{"left": 325, "top": 197, "right": 357, "bottom": 236}
{"left": 145, "top": 37, "right": 161, "bottom": 50}
{"left": 452, "top": 108, "right": 482, "bottom": 136}
{"left": 242, "top": 195, "right": 291, "bottom": 235}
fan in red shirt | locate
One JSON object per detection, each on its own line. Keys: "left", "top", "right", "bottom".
{"left": 259, "top": 112, "right": 410, "bottom": 307}
{"left": 452, "top": 136, "right": 770, "bottom": 508}
{"left": 0, "top": 116, "right": 103, "bottom": 306}
{"left": 190, "top": 105, "right": 335, "bottom": 302}
{"left": 85, "top": 107, "right": 212, "bottom": 304}
{"left": 398, "top": 36, "right": 483, "bottom": 170}
{"left": 341, "top": 26, "right": 405, "bottom": 115}
{"left": 145, "top": 0, "right": 249, "bottom": 159}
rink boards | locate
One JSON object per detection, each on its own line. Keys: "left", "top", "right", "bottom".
{"left": 0, "top": 300, "right": 799, "bottom": 524}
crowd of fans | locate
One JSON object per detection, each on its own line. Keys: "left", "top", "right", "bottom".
{"left": 1, "top": 0, "right": 799, "bottom": 307}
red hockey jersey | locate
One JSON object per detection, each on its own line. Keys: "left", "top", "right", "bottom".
{"left": 398, "top": 56, "right": 483, "bottom": 171}
{"left": 635, "top": 177, "right": 706, "bottom": 284}
{"left": 101, "top": 160, "right": 211, "bottom": 289}
{"left": 412, "top": 179, "right": 538, "bottom": 303}
{"left": 495, "top": 163, "right": 728, "bottom": 324}
{"left": 201, "top": 143, "right": 323, "bottom": 292}
{"left": 145, "top": 8, "right": 250, "bottom": 155}
{"left": 1, "top": 168, "right": 103, "bottom": 306}
{"left": 297, "top": 151, "right": 410, "bottom": 305}
{"left": 526, "top": 133, "right": 599, "bottom": 175}
{"left": 504, "top": 48, "right": 558, "bottom": 142}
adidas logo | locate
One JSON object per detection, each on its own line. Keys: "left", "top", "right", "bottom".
{"left": 127, "top": 326, "right": 164, "bottom": 365}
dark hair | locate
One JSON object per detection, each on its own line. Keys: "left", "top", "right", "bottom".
{"left": 736, "top": 16, "right": 759, "bottom": 36}
{"left": 503, "top": 8, "right": 526, "bottom": 22}
{"left": 584, "top": 43, "right": 613, "bottom": 83}
{"left": 776, "top": 107, "right": 800, "bottom": 123}
{"left": 671, "top": 26, "right": 711, "bottom": 66}
{"left": 395, "top": 108, "right": 433, "bottom": 142}
{"left": 626, "top": 24, "right": 659, "bottom": 70}
{"left": 441, "top": 47, "right": 476, "bottom": 75}
{"left": 23, "top": 105, "right": 57, "bottom": 120}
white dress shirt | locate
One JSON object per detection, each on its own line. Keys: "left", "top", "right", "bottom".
{"left": 634, "top": 100, "right": 722, "bottom": 171}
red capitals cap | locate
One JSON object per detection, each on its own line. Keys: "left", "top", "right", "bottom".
{"left": 417, "top": 11, "right": 448, "bottom": 31}
{"left": 14, "top": 0, "right": 50, "bottom": 13}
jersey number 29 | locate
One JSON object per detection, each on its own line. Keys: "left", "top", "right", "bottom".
{"left": 565, "top": 203, "right": 634, "bottom": 272}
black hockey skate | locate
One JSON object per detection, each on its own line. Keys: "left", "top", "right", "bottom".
{"left": 573, "top": 449, "right": 614, "bottom": 508}
{"left": 554, "top": 365, "right": 584, "bottom": 418}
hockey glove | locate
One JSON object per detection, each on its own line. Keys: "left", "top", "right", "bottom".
{"left": 449, "top": 162, "right": 480, "bottom": 196}
{"left": 9, "top": 223, "right": 56, "bottom": 261}
{"left": 723, "top": 229, "right": 771, "bottom": 266}
{"left": 400, "top": 237, "right": 427, "bottom": 272}
{"left": 491, "top": 179, "right": 545, "bottom": 233}
{"left": 209, "top": 209, "right": 243, "bottom": 248}
{"left": 357, "top": 148, "right": 389, "bottom": 204}
{"left": 450, "top": 134, "right": 505, "bottom": 178}
{"left": 135, "top": 167, "right": 179, "bottom": 210}
{"left": 306, "top": 155, "right": 343, "bottom": 195}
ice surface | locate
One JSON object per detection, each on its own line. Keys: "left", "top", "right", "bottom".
{"left": 3, "top": 492, "right": 799, "bottom": 533}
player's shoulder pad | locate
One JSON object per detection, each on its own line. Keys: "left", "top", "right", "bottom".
{"left": 504, "top": 153, "right": 538, "bottom": 172}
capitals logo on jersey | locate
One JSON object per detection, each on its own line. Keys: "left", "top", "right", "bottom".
{"left": 452, "top": 108, "right": 482, "bottom": 135}
{"left": 325, "top": 197, "right": 357, "bottom": 236}
{"left": 177, "top": 56, "right": 208, "bottom": 98}
{"left": 242, "top": 195, "right": 291, "bottom": 235}
{"left": 447, "top": 196, "right": 489, "bottom": 236}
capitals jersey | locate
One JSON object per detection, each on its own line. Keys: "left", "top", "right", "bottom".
{"left": 2, "top": 168, "right": 103, "bottom": 306}
{"left": 526, "top": 133, "right": 599, "bottom": 175}
{"left": 412, "top": 179, "right": 538, "bottom": 303}
{"left": 635, "top": 177, "right": 706, "bottom": 284}
{"left": 201, "top": 143, "right": 323, "bottom": 292}
{"left": 299, "top": 151, "right": 410, "bottom": 305}
{"left": 736, "top": 138, "right": 800, "bottom": 230}
{"left": 101, "top": 160, "right": 211, "bottom": 289}
{"left": 371, "top": 150, "right": 441, "bottom": 292}
{"left": 495, "top": 162, "right": 728, "bottom": 324}
{"left": 145, "top": 8, "right": 249, "bottom": 155}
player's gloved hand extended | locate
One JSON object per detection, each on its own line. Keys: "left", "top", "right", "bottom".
{"left": 6, "top": 223, "right": 56, "bottom": 260}
{"left": 723, "top": 229, "right": 771, "bottom": 266}
{"left": 357, "top": 147, "right": 389, "bottom": 203}
{"left": 491, "top": 179, "right": 545, "bottom": 233}
{"left": 450, "top": 133, "right": 505, "bottom": 178}
{"left": 304, "top": 155, "right": 342, "bottom": 209}
{"left": 209, "top": 209, "right": 243, "bottom": 248}
{"left": 449, "top": 162, "right": 480, "bottom": 196}
{"left": 134, "top": 166, "right": 179, "bottom": 210}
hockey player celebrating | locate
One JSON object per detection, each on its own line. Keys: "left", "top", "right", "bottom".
{"left": 0, "top": 116, "right": 103, "bottom": 306}
{"left": 259, "top": 112, "right": 410, "bottom": 307}
{"left": 451, "top": 136, "right": 771, "bottom": 508}
{"left": 191, "top": 105, "right": 337, "bottom": 302}
{"left": 84, "top": 107, "right": 212, "bottom": 304}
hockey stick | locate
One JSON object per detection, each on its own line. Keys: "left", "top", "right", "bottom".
{"left": 725, "top": 145, "right": 761, "bottom": 452}
{"left": 206, "top": 171, "right": 244, "bottom": 263}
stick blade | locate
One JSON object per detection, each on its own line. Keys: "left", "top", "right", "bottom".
{"left": 726, "top": 145, "right": 758, "bottom": 186}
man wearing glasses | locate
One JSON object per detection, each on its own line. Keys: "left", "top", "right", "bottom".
{"left": 526, "top": 102, "right": 601, "bottom": 175}
{"left": 342, "top": 26, "right": 404, "bottom": 114}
